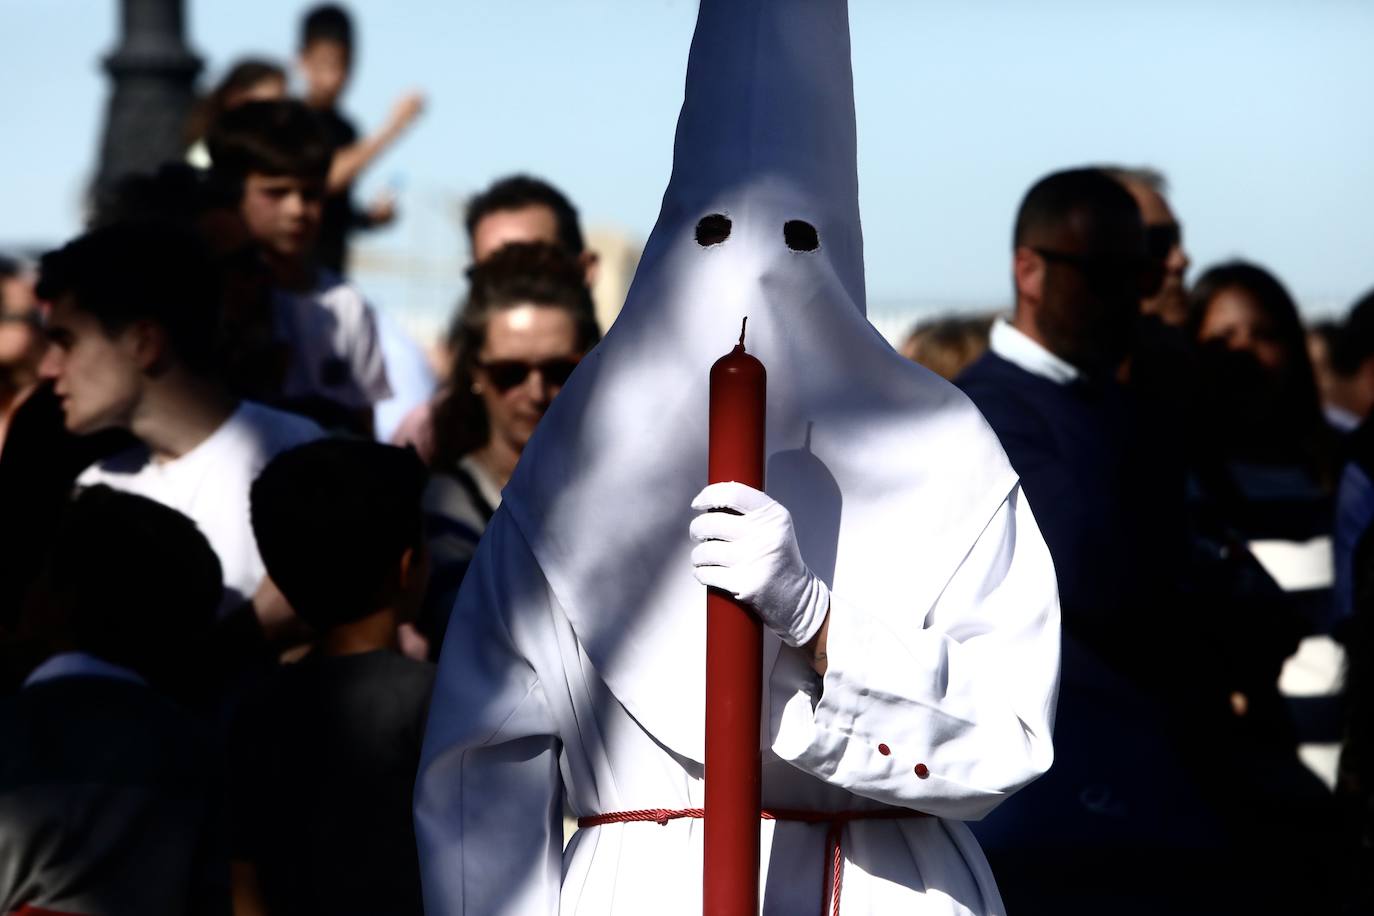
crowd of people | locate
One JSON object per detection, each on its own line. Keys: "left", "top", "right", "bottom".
{"left": 1, "top": 3, "right": 1372, "bottom": 914}
{"left": 900, "top": 169, "right": 1374, "bottom": 912}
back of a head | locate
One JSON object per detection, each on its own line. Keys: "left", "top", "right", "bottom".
{"left": 39, "top": 486, "right": 222, "bottom": 683}
{"left": 207, "top": 99, "right": 331, "bottom": 188}
{"left": 36, "top": 219, "right": 220, "bottom": 374}
{"left": 901, "top": 314, "right": 993, "bottom": 381}
{"left": 209, "top": 58, "right": 287, "bottom": 118}
{"left": 1333, "top": 288, "right": 1374, "bottom": 377}
{"left": 1013, "top": 167, "right": 1141, "bottom": 249}
{"left": 464, "top": 175, "right": 586, "bottom": 257}
{"left": 1100, "top": 165, "right": 1169, "bottom": 198}
{"left": 251, "top": 439, "right": 427, "bottom": 630}
{"left": 300, "top": 3, "right": 354, "bottom": 52}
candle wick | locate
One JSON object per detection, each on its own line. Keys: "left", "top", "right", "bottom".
{"left": 738, "top": 317, "right": 748, "bottom": 348}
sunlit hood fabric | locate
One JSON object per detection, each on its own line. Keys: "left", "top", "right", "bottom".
{"left": 501, "top": 0, "right": 1015, "bottom": 763}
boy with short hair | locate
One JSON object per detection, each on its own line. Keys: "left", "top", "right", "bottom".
{"left": 298, "top": 3, "right": 424, "bottom": 275}
{"left": 209, "top": 99, "right": 391, "bottom": 434}
{"left": 37, "top": 220, "right": 322, "bottom": 615}
{"left": 230, "top": 439, "right": 434, "bottom": 915}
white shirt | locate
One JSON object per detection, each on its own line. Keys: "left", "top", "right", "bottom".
{"left": 77, "top": 402, "right": 323, "bottom": 614}
{"left": 273, "top": 271, "right": 393, "bottom": 410}
{"left": 988, "top": 318, "right": 1080, "bottom": 385}
{"left": 24, "top": 652, "right": 145, "bottom": 689}
{"left": 373, "top": 309, "right": 438, "bottom": 442}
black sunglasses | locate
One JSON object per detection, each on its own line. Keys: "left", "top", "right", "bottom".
{"left": 1144, "top": 222, "right": 1182, "bottom": 261}
{"left": 477, "top": 357, "right": 581, "bottom": 392}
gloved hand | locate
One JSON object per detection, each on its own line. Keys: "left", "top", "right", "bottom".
{"left": 690, "top": 481, "right": 830, "bottom": 647}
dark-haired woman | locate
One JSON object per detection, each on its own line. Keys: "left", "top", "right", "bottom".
{"left": 1184, "top": 260, "right": 1343, "bottom": 909}
{"left": 1188, "top": 261, "right": 1334, "bottom": 482}
{"left": 417, "top": 243, "right": 600, "bottom": 657}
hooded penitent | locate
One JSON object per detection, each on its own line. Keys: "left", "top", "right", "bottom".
{"left": 501, "top": 0, "right": 1017, "bottom": 763}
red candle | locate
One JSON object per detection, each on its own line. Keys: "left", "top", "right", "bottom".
{"left": 704, "top": 318, "right": 766, "bottom": 915}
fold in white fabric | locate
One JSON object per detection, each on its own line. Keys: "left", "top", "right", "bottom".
{"left": 417, "top": 0, "right": 1061, "bottom": 911}
{"left": 497, "top": 0, "right": 1038, "bottom": 765}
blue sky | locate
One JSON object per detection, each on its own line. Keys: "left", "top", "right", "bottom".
{"left": 4, "top": 0, "right": 1373, "bottom": 330}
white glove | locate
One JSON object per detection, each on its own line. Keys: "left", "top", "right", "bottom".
{"left": 690, "top": 481, "right": 830, "bottom": 647}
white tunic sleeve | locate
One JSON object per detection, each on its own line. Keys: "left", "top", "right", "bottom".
{"left": 414, "top": 514, "right": 563, "bottom": 915}
{"left": 770, "top": 482, "right": 1060, "bottom": 821}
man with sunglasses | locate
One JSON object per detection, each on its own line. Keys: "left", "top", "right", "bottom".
{"left": 959, "top": 167, "right": 1155, "bottom": 615}
{"left": 958, "top": 168, "right": 1237, "bottom": 913}
{"left": 1106, "top": 166, "right": 1191, "bottom": 327}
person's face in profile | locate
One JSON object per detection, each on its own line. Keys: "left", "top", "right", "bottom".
{"left": 473, "top": 304, "right": 582, "bottom": 455}
{"left": 298, "top": 40, "right": 350, "bottom": 108}
{"left": 1197, "top": 284, "right": 1287, "bottom": 374}
{"left": 1029, "top": 208, "right": 1147, "bottom": 375}
{"left": 471, "top": 205, "right": 561, "bottom": 264}
{"left": 38, "top": 296, "right": 145, "bottom": 434}
{"left": 1123, "top": 182, "right": 1190, "bottom": 326}
{"left": 240, "top": 172, "right": 325, "bottom": 259}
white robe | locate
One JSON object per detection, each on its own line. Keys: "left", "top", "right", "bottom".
{"left": 417, "top": 0, "right": 1061, "bottom": 910}
{"left": 415, "top": 479, "right": 1058, "bottom": 914}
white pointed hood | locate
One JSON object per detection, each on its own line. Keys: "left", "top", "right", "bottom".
{"left": 501, "top": 0, "right": 1015, "bottom": 762}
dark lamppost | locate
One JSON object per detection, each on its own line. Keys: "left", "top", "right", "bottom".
{"left": 93, "top": 0, "right": 202, "bottom": 213}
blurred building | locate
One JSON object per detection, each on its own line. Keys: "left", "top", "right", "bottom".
{"left": 584, "top": 226, "right": 640, "bottom": 335}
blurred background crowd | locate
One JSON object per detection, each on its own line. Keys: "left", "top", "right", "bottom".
{"left": 1, "top": 2, "right": 1372, "bottom": 914}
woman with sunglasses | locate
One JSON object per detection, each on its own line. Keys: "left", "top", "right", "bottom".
{"left": 417, "top": 243, "right": 601, "bottom": 657}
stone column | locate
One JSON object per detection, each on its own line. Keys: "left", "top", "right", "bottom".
{"left": 93, "top": 0, "right": 203, "bottom": 211}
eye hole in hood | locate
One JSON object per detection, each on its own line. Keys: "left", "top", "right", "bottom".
{"left": 784, "top": 219, "right": 819, "bottom": 252}
{"left": 695, "top": 214, "right": 732, "bottom": 247}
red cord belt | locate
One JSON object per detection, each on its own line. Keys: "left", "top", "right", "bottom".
{"left": 577, "top": 806, "right": 928, "bottom": 916}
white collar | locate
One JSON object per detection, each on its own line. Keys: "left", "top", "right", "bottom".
{"left": 989, "top": 319, "right": 1080, "bottom": 385}
{"left": 24, "top": 651, "right": 146, "bottom": 689}
{"left": 1324, "top": 403, "right": 1361, "bottom": 433}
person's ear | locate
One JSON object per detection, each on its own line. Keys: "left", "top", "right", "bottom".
{"left": 126, "top": 320, "right": 169, "bottom": 373}
{"left": 397, "top": 544, "right": 430, "bottom": 595}
{"left": 1013, "top": 246, "right": 1044, "bottom": 312}
{"left": 1354, "top": 356, "right": 1374, "bottom": 417}
{"left": 579, "top": 250, "right": 601, "bottom": 289}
